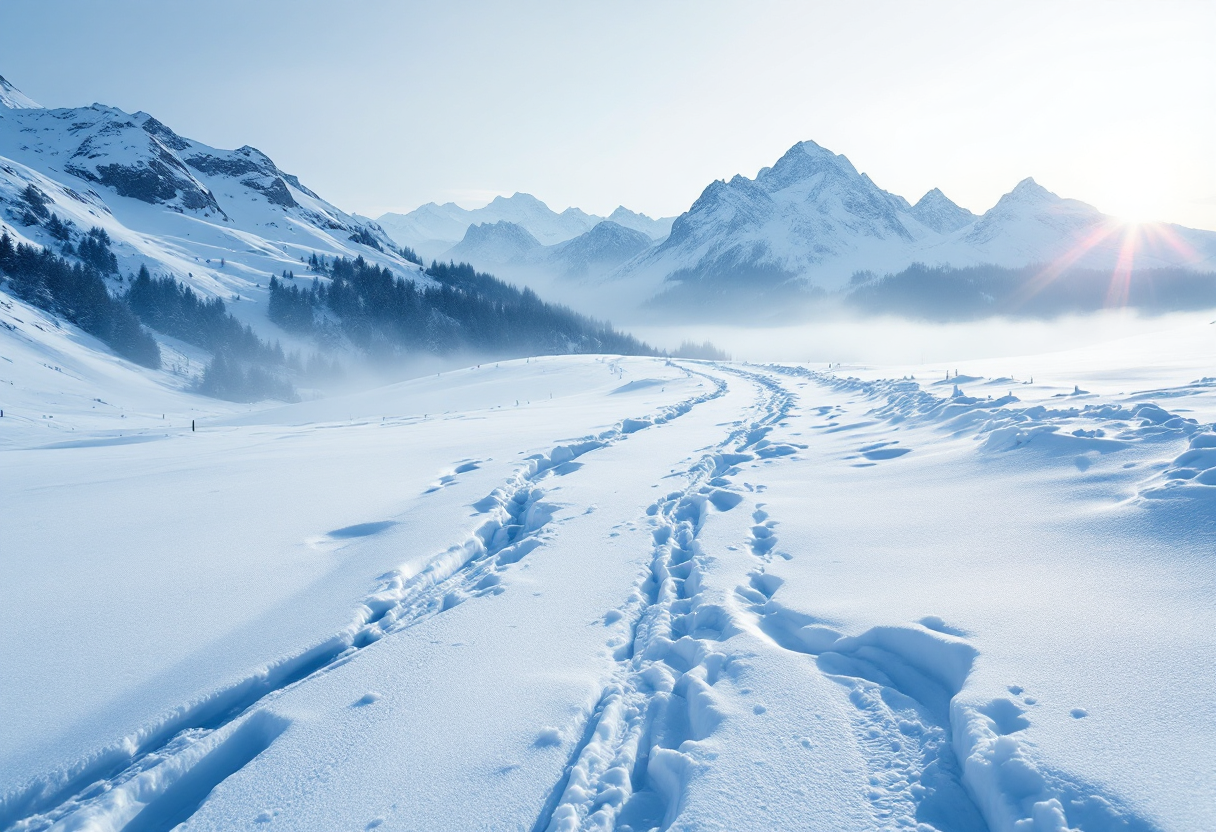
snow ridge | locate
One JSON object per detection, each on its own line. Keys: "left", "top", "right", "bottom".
{"left": 0, "top": 76, "right": 40, "bottom": 110}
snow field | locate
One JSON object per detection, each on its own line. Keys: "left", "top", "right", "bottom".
{"left": 0, "top": 355, "right": 709, "bottom": 826}
{"left": 3, "top": 333, "right": 1214, "bottom": 831}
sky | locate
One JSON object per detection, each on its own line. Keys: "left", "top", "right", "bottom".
{"left": 1, "top": 0, "right": 1213, "bottom": 228}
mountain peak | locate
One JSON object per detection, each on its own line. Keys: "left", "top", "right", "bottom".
{"left": 757, "top": 139, "right": 864, "bottom": 192}
{"left": 0, "top": 75, "right": 41, "bottom": 109}
{"left": 491, "top": 192, "right": 548, "bottom": 210}
{"left": 911, "top": 187, "right": 976, "bottom": 233}
{"left": 1009, "top": 177, "right": 1057, "bottom": 201}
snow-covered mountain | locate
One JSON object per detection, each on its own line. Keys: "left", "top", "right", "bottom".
{"left": 605, "top": 206, "right": 674, "bottom": 241}
{"left": 0, "top": 74, "right": 39, "bottom": 110}
{"left": 441, "top": 218, "right": 654, "bottom": 283}
{"left": 910, "top": 187, "right": 977, "bottom": 233}
{"left": 378, "top": 193, "right": 673, "bottom": 263}
{"left": 0, "top": 76, "right": 421, "bottom": 349}
{"left": 444, "top": 220, "right": 542, "bottom": 265}
{"left": 547, "top": 220, "right": 654, "bottom": 278}
{"left": 613, "top": 139, "right": 1216, "bottom": 307}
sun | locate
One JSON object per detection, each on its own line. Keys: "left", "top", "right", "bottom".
{"left": 1103, "top": 190, "right": 1163, "bottom": 225}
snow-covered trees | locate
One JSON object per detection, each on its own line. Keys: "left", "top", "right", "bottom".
{"left": 0, "top": 231, "right": 160, "bottom": 368}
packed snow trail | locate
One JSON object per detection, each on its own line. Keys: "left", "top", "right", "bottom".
{"left": 533, "top": 365, "right": 798, "bottom": 831}
{"left": 137, "top": 362, "right": 770, "bottom": 832}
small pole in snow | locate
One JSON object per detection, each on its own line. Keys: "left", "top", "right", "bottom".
{"left": 192, "top": 420, "right": 195, "bottom": 432}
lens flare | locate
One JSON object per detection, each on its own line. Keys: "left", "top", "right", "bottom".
{"left": 1007, "top": 219, "right": 1205, "bottom": 311}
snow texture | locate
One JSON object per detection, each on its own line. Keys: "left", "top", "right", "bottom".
{"left": 3, "top": 304, "right": 1215, "bottom": 831}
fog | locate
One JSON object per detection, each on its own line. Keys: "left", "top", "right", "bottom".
{"left": 630, "top": 309, "right": 1216, "bottom": 367}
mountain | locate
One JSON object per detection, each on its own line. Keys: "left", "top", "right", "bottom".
{"left": 910, "top": 187, "right": 976, "bottom": 234}
{"left": 547, "top": 220, "right": 653, "bottom": 278}
{"left": 0, "top": 74, "right": 40, "bottom": 110}
{"left": 0, "top": 76, "right": 654, "bottom": 398}
{"left": 378, "top": 194, "right": 674, "bottom": 263}
{"left": 619, "top": 141, "right": 942, "bottom": 299}
{"left": 0, "top": 87, "right": 411, "bottom": 325}
{"left": 612, "top": 139, "right": 1216, "bottom": 310}
{"left": 444, "top": 220, "right": 542, "bottom": 265}
{"left": 439, "top": 218, "right": 655, "bottom": 283}
{"left": 606, "top": 206, "right": 674, "bottom": 240}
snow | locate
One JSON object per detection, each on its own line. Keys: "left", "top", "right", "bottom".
{"left": 0, "top": 75, "right": 41, "bottom": 110}
{"left": 3, "top": 301, "right": 1214, "bottom": 832}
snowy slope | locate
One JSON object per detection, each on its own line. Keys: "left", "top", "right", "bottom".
{"left": 0, "top": 77, "right": 423, "bottom": 351}
{"left": 612, "top": 140, "right": 1216, "bottom": 306}
{"left": 0, "top": 75, "right": 40, "bottom": 110}
{"left": 3, "top": 316, "right": 1215, "bottom": 831}
{"left": 377, "top": 193, "right": 674, "bottom": 263}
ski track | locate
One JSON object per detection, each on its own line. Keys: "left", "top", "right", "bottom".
{"left": 5, "top": 361, "right": 1187, "bottom": 832}
{"left": 0, "top": 367, "right": 728, "bottom": 832}
{"left": 536, "top": 363, "right": 1165, "bottom": 832}
{"left": 533, "top": 364, "right": 797, "bottom": 832}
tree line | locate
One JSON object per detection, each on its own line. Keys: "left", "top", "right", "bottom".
{"left": 270, "top": 256, "right": 657, "bottom": 359}
{"left": 0, "top": 229, "right": 161, "bottom": 368}
{"left": 846, "top": 262, "right": 1216, "bottom": 320}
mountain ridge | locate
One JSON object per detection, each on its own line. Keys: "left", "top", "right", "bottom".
{"left": 609, "top": 140, "right": 1216, "bottom": 310}
{"left": 377, "top": 193, "right": 675, "bottom": 263}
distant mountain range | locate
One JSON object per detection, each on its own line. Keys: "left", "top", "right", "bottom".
{"left": 616, "top": 140, "right": 1216, "bottom": 314}
{"left": 376, "top": 194, "right": 674, "bottom": 264}
{"left": 376, "top": 140, "right": 1216, "bottom": 321}
{"left": 442, "top": 219, "right": 655, "bottom": 281}
{"left": 4, "top": 67, "right": 1215, "bottom": 341}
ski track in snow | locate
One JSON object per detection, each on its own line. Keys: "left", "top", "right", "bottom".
{"left": 5, "top": 360, "right": 1201, "bottom": 832}
{"left": 534, "top": 362, "right": 1172, "bottom": 832}
{"left": 532, "top": 365, "right": 797, "bottom": 832}
{"left": 0, "top": 367, "right": 727, "bottom": 832}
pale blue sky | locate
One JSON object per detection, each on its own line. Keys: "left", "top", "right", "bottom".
{"left": 2, "top": 0, "right": 1213, "bottom": 227}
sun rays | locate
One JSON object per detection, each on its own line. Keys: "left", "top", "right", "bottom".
{"left": 1009, "top": 219, "right": 1208, "bottom": 312}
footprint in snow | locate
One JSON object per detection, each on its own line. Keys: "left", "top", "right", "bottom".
{"left": 328, "top": 520, "right": 397, "bottom": 539}
{"left": 535, "top": 727, "right": 562, "bottom": 747}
